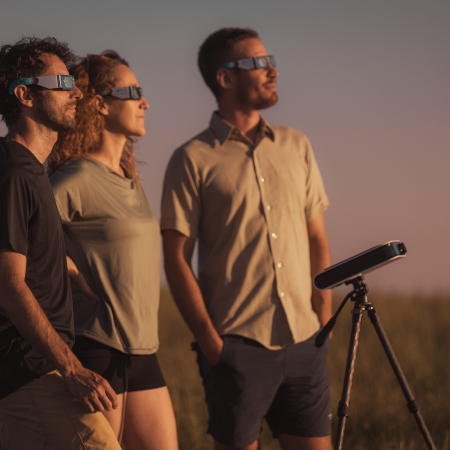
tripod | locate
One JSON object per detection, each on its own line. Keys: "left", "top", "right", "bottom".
{"left": 315, "top": 276, "right": 436, "bottom": 450}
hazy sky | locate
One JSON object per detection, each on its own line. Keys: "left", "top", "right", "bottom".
{"left": 1, "top": 0, "right": 449, "bottom": 294}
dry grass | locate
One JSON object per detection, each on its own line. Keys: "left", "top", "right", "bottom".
{"left": 128, "top": 290, "right": 450, "bottom": 450}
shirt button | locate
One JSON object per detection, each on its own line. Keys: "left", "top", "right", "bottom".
{"left": 280, "top": 292, "right": 285, "bottom": 297}
{"left": 277, "top": 262, "right": 283, "bottom": 268}
{"left": 260, "top": 177, "right": 265, "bottom": 183}
{"left": 271, "top": 233, "right": 277, "bottom": 239}
{"left": 266, "top": 205, "right": 271, "bottom": 211}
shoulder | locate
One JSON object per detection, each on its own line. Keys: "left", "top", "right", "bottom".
{"left": 50, "top": 158, "right": 91, "bottom": 192}
{"left": 0, "top": 139, "right": 41, "bottom": 188}
{"left": 174, "top": 126, "right": 219, "bottom": 160}
{"left": 165, "top": 127, "right": 216, "bottom": 175}
{"left": 271, "top": 125, "right": 309, "bottom": 143}
{"left": 270, "top": 125, "right": 314, "bottom": 157}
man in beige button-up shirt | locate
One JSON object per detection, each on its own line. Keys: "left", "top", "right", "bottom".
{"left": 162, "top": 28, "right": 333, "bottom": 450}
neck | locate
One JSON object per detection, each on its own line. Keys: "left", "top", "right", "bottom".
{"left": 217, "top": 103, "right": 261, "bottom": 144}
{"left": 6, "top": 118, "right": 58, "bottom": 164}
{"left": 88, "top": 130, "right": 127, "bottom": 177}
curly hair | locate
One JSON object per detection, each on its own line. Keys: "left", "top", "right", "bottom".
{"left": 47, "top": 51, "right": 139, "bottom": 179}
{"left": 0, "top": 36, "right": 75, "bottom": 127}
{"left": 198, "top": 28, "right": 259, "bottom": 100}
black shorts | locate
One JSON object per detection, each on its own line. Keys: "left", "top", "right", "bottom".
{"left": 72, "top": 336, "right": 166, "bottom": 395}
{"left": 194, "top": 331, "right": 332, "bottom": 447}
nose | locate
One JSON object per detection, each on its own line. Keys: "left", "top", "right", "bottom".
{"left": 141, "top": 96, "right": 149, "bottom": 109}
{"left": 71, "top": 85, "right": 83, "bottom": 100}
{"left": 268, "top": 63, "right": 279, "bottom": 78}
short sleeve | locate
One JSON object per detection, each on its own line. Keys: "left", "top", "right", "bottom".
{"left": 303, "top": 137, "right": 330, "bottom": 223}
{"left": 0, "top": 170, "right": 33, "bottom": 256}
{"left": 160, "top": 148, "right": 202, "bottom": 239}
{"left": 50, "top": 170, "right": 78, "bottom": 224}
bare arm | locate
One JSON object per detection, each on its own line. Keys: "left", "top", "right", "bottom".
{"left": 66, "top": 256, "right": 100, "bottom": 300}
{"left": 162, "top": 229, "right": 223, "bottom": 366}
{"left": 0, "top": 246, "right": 117, "bottom": 412}
{"left": 307, "top": 214, "right": 333, "bottom": 327}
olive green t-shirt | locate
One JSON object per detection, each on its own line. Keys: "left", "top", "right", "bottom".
{"left": 51, "top": 156, "right": 160, "bottom": 354}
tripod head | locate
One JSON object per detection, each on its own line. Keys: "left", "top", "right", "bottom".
{"left": 345, "top": 276, "right": 369, "bottom": 302}
{"left": 315, "top": 276, "right": 370, "bottom": 348}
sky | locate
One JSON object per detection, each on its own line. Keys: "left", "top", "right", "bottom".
{"left": 1, "top": 0, "right": 449, "bottom": 295}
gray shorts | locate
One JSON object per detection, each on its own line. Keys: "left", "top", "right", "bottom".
{"left": 194, "top": 331, "right": 332, "bottom": 447}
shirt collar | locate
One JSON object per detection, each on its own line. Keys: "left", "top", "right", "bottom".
{"left": 209, "top": 111, "right": 275, "bottom": 146}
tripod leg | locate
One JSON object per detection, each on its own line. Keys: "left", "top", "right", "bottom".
{"left": 367, "top": 306, "right": 437, "bottom": 450}
{"left": 335, "top": 305, "right": 364, "bottom": 450}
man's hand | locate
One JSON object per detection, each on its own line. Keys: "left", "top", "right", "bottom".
{"left": 61, "top": 365, "right": 118, "bottom": 413}
{"left": 200, "top": 336, "right": 224, "bottom": 367}
{"left": 66, "top": 256, "right": 100, "bottom": 300}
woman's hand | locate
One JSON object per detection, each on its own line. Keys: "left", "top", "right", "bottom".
{"left": 66, "top": 256, "right": 100, "bottom": 300}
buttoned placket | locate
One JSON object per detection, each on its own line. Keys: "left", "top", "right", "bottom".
{"left": 228, "top": 125, "right": 288, "bottom": 307}
{"left": 252, "top": 140, "right": 287, "bottom": 305}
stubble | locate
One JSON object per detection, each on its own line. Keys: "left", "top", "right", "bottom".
{"left": 34, "top": 91, "right": 77, "bottom": 132}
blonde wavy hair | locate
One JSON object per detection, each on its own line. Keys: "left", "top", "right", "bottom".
{"left": 47, "top": 51, "right": 139, "bottom": 178}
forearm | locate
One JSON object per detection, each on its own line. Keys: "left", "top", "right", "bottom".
{"left": 309, "top": 241, "right": 332, "bottom": 325}
{"left": 307, "top": 216, "right": 333, "bottom": 326}
{"left": 0, "top": 248, "right": 116, "bottom": 412}
{"left": 311, "top": 287, "right": 332, "bottom": 326}
{"left": 163, "top": 230, "right": 223, "bottom": 365}
{"left": 165, "top": 257, "right": 221, "bottom": 348}
{"left": 1, "top": 279, "right": 81, "bottom": 377}
{"left": 66, "top": 255, "right": 99, "bottom": 300}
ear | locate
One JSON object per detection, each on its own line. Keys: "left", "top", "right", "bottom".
{"left": 216, "top": 68, "right": 235, "bottom": 92}
{"left": 93, "top": 94, "right": 110, "bottom": 117}
{"left": 13, "top": 86, "right": 35, "bottom": 109}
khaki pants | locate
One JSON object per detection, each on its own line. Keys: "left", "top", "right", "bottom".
{"left": 0, "top": 371, "right": 121, "bottom": 450}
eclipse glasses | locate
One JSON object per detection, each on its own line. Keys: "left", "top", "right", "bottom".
{"left": 8, "top": 75, "right": 143, "bottom": 102}
{"left": 96, "top": 86, "right": 144, "bottom": 100}
{"left": 218, "top": 55, "right": 276, "bottom": 71}
{"left": 9, "top": 75, "right": 75, "bottom": 95}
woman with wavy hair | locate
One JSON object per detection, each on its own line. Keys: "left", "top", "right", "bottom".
{"left": 48, "top": 52, "right": 178, "bottom": 450}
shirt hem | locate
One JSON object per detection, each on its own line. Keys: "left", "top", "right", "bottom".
{"left": 75, "top": 331, "right": 159, "bottom": 355}
{"left": 220, "top": 324, "right": 320, "bottom": 350}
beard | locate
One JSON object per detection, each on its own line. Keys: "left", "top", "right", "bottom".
{"left": 236, "top": 82, "right": 278, "bottom": 111}
{"left": 253, "top": 90, "right": 278, "bottom": 110}
{"left": 34, "top": 91, "right": 77, "bottom": 132}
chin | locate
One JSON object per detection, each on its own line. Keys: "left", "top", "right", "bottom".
{"left": 256, "top": 94, "right": 278, "bottom": 110}
{"left": 127, "top": 127, "right": 146, "bottom": 138}
{"left": 53, "top": 118, "right": 77, "bottom": 133}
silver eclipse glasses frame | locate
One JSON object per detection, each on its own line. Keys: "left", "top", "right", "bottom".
{"left": 9, "top": 75, "right": 75, "bottom": 95}
{"left": 96, "top": 86, "right": 144, "bottom": 100}
{"left": 218, "top": 55, "right": 276, "bottom": 71}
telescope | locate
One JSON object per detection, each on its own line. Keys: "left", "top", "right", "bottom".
{"left": 313, "top": 240, "right": 436, "bottom": 450}
{"left": 314, "top": 240, "right": 406, "bottom": 290}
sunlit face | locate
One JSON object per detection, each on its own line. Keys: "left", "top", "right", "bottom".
{"left": 102, "top": 64, "right": 149, "bottom": 138}
{"left": 33, "top": 53, "right": 83, "bottom": 132}
{"left": 231, "top": 38, "right": 279, "bottom": 111}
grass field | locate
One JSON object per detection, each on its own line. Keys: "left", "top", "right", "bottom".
{"left": 137, "top": 290, "right": 450, "bottom": 450}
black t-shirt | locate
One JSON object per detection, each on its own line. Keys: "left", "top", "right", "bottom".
{"left": 0, "top": 137, "right": 74, "bottom": 400}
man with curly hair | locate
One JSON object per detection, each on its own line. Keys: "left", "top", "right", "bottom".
{"left": 0, "top": 37, "right": 122, "bottom": 450}
{"left": 162, "top": 28, "right": 333, "bottom": 449}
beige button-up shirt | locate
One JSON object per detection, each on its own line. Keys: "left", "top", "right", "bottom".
{"left": 161, "top": 113, "right": 330, "bottom": 349}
